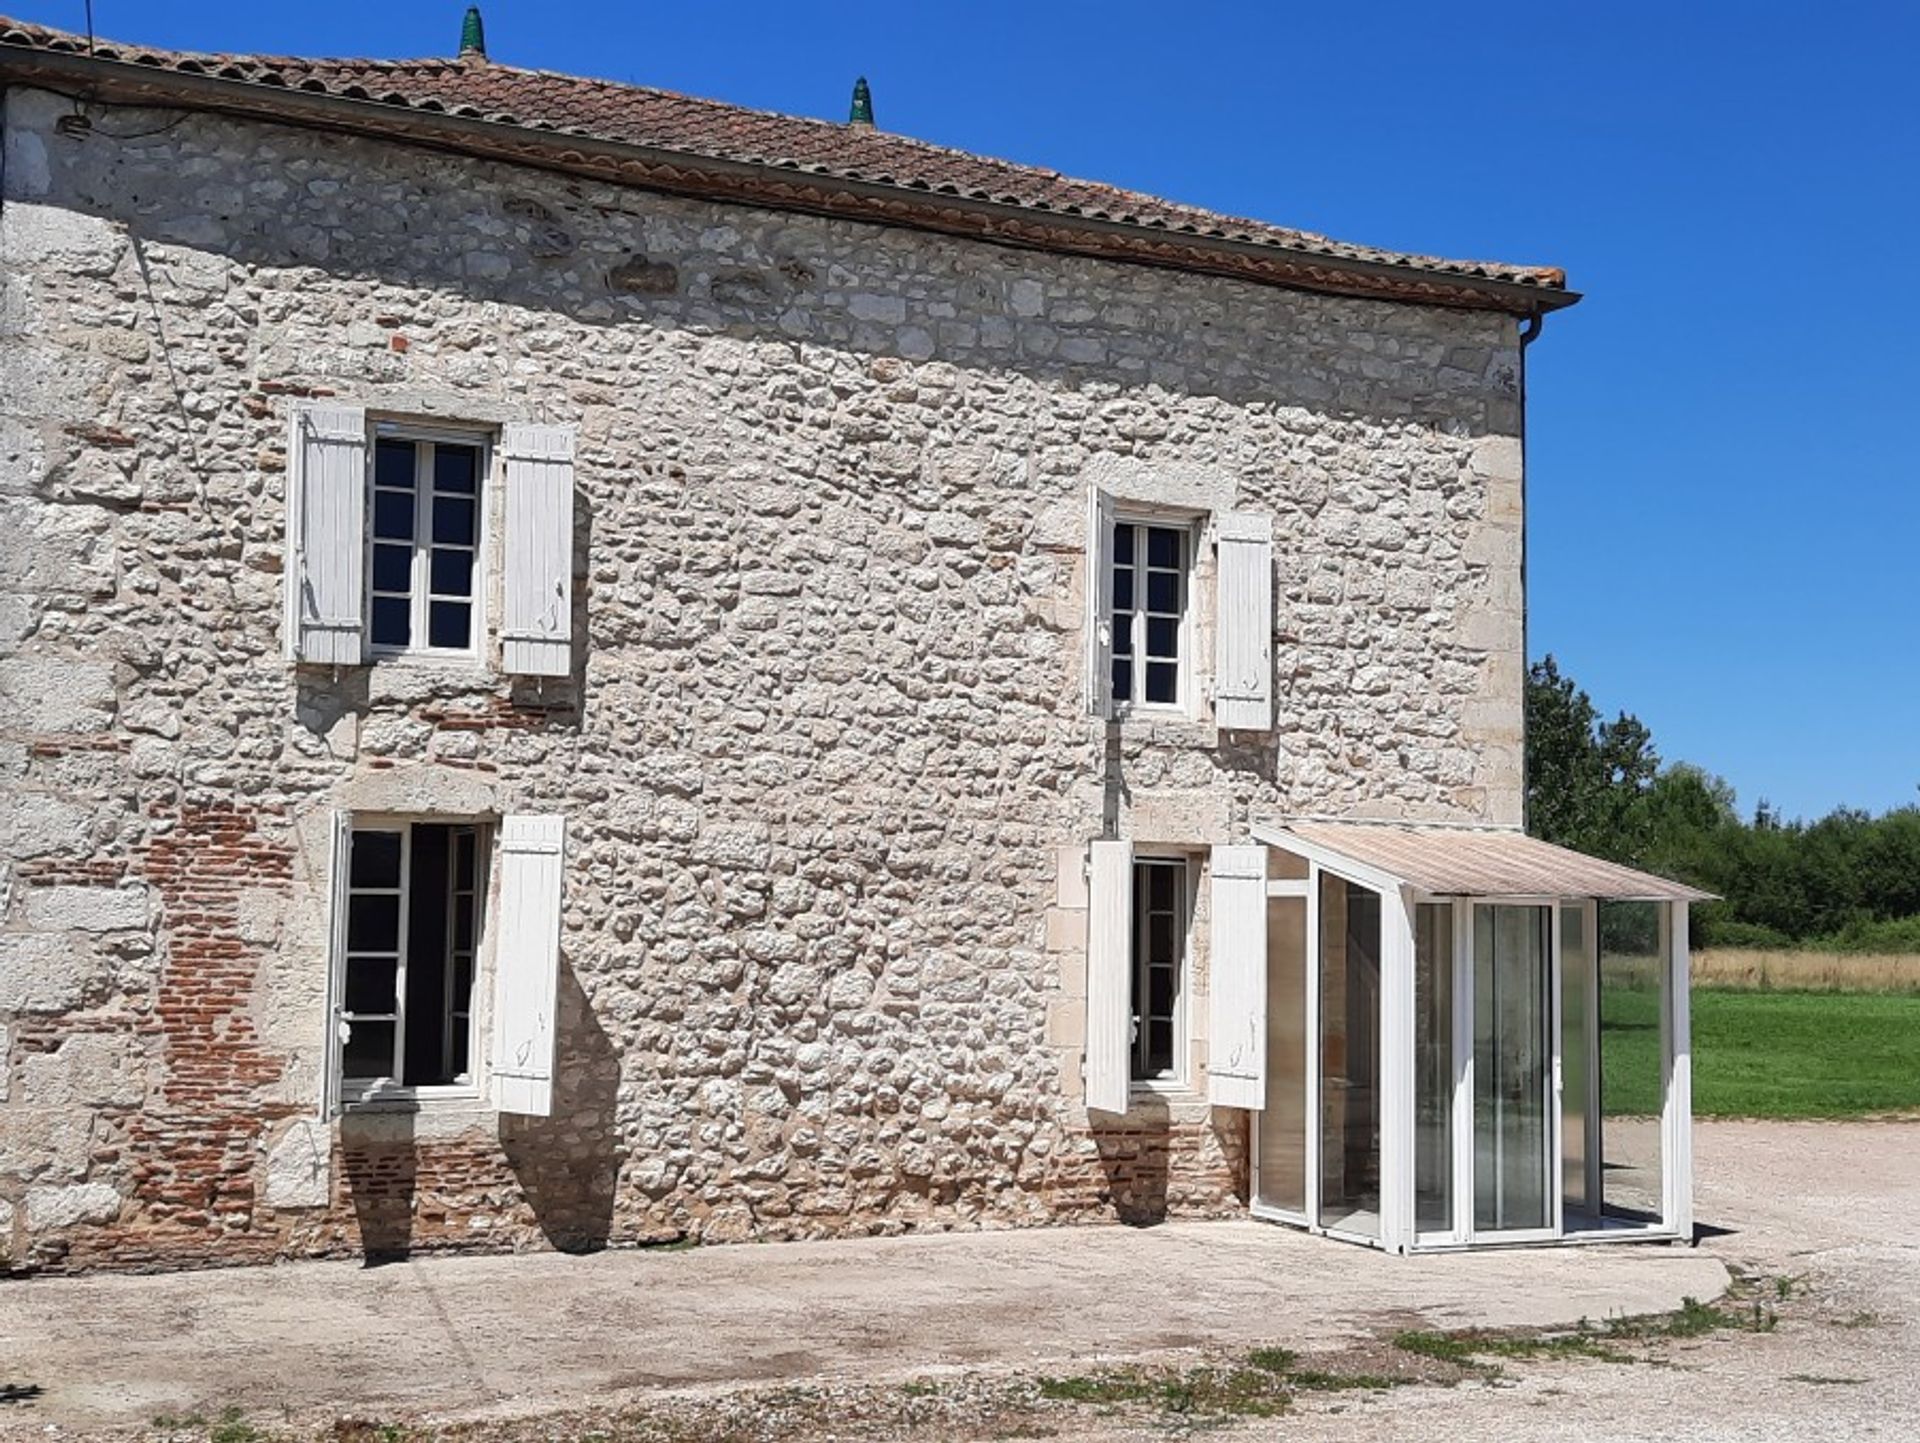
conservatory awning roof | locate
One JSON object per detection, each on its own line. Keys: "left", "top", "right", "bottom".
{"left": 1252, "top": 820, "right": 1716, "bottom": 903}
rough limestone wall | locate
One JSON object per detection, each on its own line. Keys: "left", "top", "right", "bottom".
{"left": 0, "top": 84, "right": 1524, "bottom": 1271}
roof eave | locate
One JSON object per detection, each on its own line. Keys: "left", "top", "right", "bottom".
{"left": 0, "top": 41, "right": 1578, "bottom": 318}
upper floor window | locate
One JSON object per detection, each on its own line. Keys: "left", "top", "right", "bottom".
{"left": 369, "top": 432, "right": 485, "bottom": 658}
{"left": 284, "top": 403, "right": 576, "bottom": 677}
{"left": 1082, "top": 486, "right": 1274, "bottom": 731}
{"left": 1111, "top": 520, "right": 1189, "bottom": 709}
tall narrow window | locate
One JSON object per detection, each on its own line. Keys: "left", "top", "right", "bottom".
{"left": 1129, "top": 858, "right": 1189, "bottom": 1082}
{"left": 369, "top": 434, "right": 484, "bottom": 656}
{"left": 338, "top": 821, "right": 489, "bottom": 1102}
{"left": 1110, "top": 520, "right": 1189, "bottom": 709}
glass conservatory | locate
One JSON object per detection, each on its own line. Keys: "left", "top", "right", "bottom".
{"left": 1244, "top": 821, "right": 1709, "bottom": 1253}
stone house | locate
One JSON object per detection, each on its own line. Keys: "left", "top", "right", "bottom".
{"left": 0, "top": 12, "right": 1706, "bottom": 1272}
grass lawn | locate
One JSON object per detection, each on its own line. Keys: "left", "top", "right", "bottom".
{"left": 1602, "top": 986, "right": 1920, "bottom": 1119}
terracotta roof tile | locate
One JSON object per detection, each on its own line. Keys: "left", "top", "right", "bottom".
{"left": 0, "top": 16, "right": 1571, "bottom": 306}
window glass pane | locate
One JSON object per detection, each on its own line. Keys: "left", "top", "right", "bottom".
{"left": 1415, "top": 902, "right": 1455, "bottom": 1233}
{"left": 1257, "top": 894, "right": 1310, "bottom": 1215}
{"left": 1112, "top": 523, "right": 1134, "bottom": 564}
{"left": 1146, "top": 570, "right": 1179, "bottom": 614}
{"left": 1145, "top": 661, "right": 1178, "bottom": 704}
{"left": 1145, "top": 616, "right": 1178, "bottom": 659}
{"left": 344, "top": 956, "right": 398, "bottom": 1014}
{"left": 432, "top": 496, "right": 476, "bottom": 546}
{"left": 370, "top": 596, "right": 411, "bottom": 648}
{"left": 1599, "top": 900, "right": 1666, "bottom": 1223}
{"left": 374, "top": 439, "right": 415, "bottom": 489}
{"left": 1112, "top": 622, "right": 1133, "bottom": 657}
{"left": 1149, "top": 865, "right": 1175, "bottom": 909}
{"left": 452, "top": 831, "right": 476, "bottom": 889}
{"left": 1146, "top": 526, "right": 1180, "bottom": 568}
{"left": 1112, "top": 567, "right": 1134, "bottom": 613}
{"left": 373, "top": 489, "right": 415, "bottom": 541}
{"left": 1473, "top": 904, "right": 1552, "bottom": 1232}
{"left": 1148, "top": 967, "right": 1173, "bottom": 1015}
{"left": 342, "top": 1020, "right": 396, "bottom": 1081}
{"left": 347, "top": 892, "right": 401, "bottom": 953}
{"left": 349, "top": 830, "right": 403, "bottom": 889}
{"left": 430, "top": 547, "right": 475, "bottom": 598}
{"left": 428, "top": 600, "right": 472, "bottom": 650}
{"left": 1319, "top": 874, "right": 1382, "bottom": 1239}
{"left": 453, "top": 898, "right": 476, "bottom": 953}
{"left": 1146, "top": 1019, "right": 1173, "bottom": 1073}
{"left": 1111, "top": 657, "right": 1133, "bottom": 702}
{"left": 372, "top": 543, "right": 413, "bottom": 595}
{"left": 434, "top": 444, "right": 479, "bottom": 495}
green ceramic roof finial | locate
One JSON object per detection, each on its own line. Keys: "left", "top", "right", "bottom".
{"left": 459, "top": 6, "right": 487, "bottom": 59}
{"left": 849, "top": 76, "right": 874, "bottom": 128}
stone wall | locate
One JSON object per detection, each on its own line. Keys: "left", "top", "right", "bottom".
{"left": 0, "top": 83, "right": 1525, "bottom": 1271}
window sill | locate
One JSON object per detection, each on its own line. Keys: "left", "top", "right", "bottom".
{"left": 341, "top": 1084, "right": 488, "bottom": 1114}
{"left": 1106, "top": 712, "right": 1219, "bottom": 747}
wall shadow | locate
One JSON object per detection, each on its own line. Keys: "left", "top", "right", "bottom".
{"left": 338, "top": 1103, "right": 420, "bottom": 1265}
{"left": 1090, "top": 1092, "right": 1172, "bottom": 1226}
{"left": 498, "top": 958, "right": 623, "bottom": 1252}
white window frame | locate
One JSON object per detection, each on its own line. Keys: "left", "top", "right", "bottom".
{"left": 1129, "top": 852, "right": 1195, "bottom": 1092}
{"left": 1109, "top": 509, "right": 1197, "bottom": 718}
{"left": 334, "top": 813, "right": 493, "bottom": 1111}
{"left": 365, "top": 422, "right": 491, "bottom": 664}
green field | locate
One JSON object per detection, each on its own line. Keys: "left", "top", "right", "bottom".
{"left": 1602, "top": 987, "right": 1920, "bottom": 1119}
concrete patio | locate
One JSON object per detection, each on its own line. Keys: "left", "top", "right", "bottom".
{"left": 0, "top": 1211, "right": 1723, "bottom": 1430}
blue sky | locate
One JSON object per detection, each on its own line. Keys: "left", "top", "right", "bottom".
{"left": 20, "top": 2, "right": 1918, "bottom": 819}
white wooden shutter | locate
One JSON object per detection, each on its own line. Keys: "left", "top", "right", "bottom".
{"left": 1206, "top": 844, "right": 1268, "bottom": 1110}
{"left": 284, "top": 403, "right": 368, "bottom": 665}
{"left": 1213, "top": 511, "right": 1273, "bottom": 730}
{"left": 1083, "top": 486, "right": 1116, "bottom": 718}
{"left": 318, "top": 809, "right": 353, "bottom": 1121}
{"left": 501, "top": 423, "right": 577, "bottom": 677}
{"left": 490, "top": 813, "right": 566, "bottom": 1117}
{"left": 1084, "top": 839, "right": 1133, "bottom": 1115}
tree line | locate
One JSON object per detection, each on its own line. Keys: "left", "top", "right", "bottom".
{"left": 1525, "top": 656, "right": 1920, "bottom": 952}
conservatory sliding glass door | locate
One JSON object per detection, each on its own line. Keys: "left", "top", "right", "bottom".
{"left": 1471, "top": 903, "right": 1556, "bottom": 1237}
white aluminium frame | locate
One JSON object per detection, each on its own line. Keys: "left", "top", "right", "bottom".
{"left": 1245, "top": 827, "right": 1692, "bottom": 1253}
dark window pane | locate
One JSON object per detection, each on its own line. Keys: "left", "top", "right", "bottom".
{"left": 1147, "top": 571, "right": 1179, "bottom": 614}
{"left": 448, "top": 1022, "right": 470, "bottom": 1080}
{"left": 1149, "top": 865, "right": 1176, "bottom": 910}
{"left": 347, "top": 892, "right": 401, "bottom": 952}
{"left": 344, "top": 956, "right": 398, "bottom": 1014}
{"left": 1149, "top": 912, "right": 1177, "bottom": 959}
{"left": 374, "top": 439, "right": 415, "bottom": 490}
{"left": 1147, "top": 527, "right": 1180, "bottom": 568}
{"left": 433, "top": 496, "right": 476, "bottom": 546}
{"left": 434, "top": 444, "right": 479, "bottom": 495}
{"left": 1149, "top": 967, "right": 1174, "bottom": 1016}
{"left": 430, "top": 546, "right": 475, "bottom": 598}
{"left": 373, "top": 489, "right": 415, "bottom": 541}
{"left": 1147, "top": 1019, "right": 1173, "bottom": 1073}
{"left": 453, "top": 901, "right": 476, "bottom": 954}
{"left": 342, "top": 1020, "right": 396, "bottom": 1081}
{"left": 372, "top": 543, "right": 412, "bottom": 594}
{"left": 452, "top": 831, "right": 476, "bottom": 889}
{"left": 428, "top": 600, "right": 472, "bottom": 650}
{"left": 1111, "top": 657, "right": 1133, "bottom": 702}
{"left": 1145, "top": 661, "right": 1178, "bottom": 704}
{"left": 1113, "top": 621, "right": 1133, "bottom": 657}
{"left": 1146, "top": 616, "right": 1178, "bottom": 658}
{"left": 350, "top": 830, "right": 403, "bottom": 889}
{"left": 1112, "top": 523, "right": 1134, "bottom": 564}
{"left": 1112, "top": 567, "right": 1134, "bottom": 613}
{"left": 370, "top": 596, "right": 411, "bottom": 648}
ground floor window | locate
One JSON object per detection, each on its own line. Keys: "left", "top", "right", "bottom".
{"left": 1129, "top": 857, "right": 1189, "bottom": 1083}
{"left": 341, "top": 821, "right": 488, "bottom": 1099}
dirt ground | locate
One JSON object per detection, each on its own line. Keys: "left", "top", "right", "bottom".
{"left": 0, "top": 1119, "right": 1912, "bottom": 1441}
